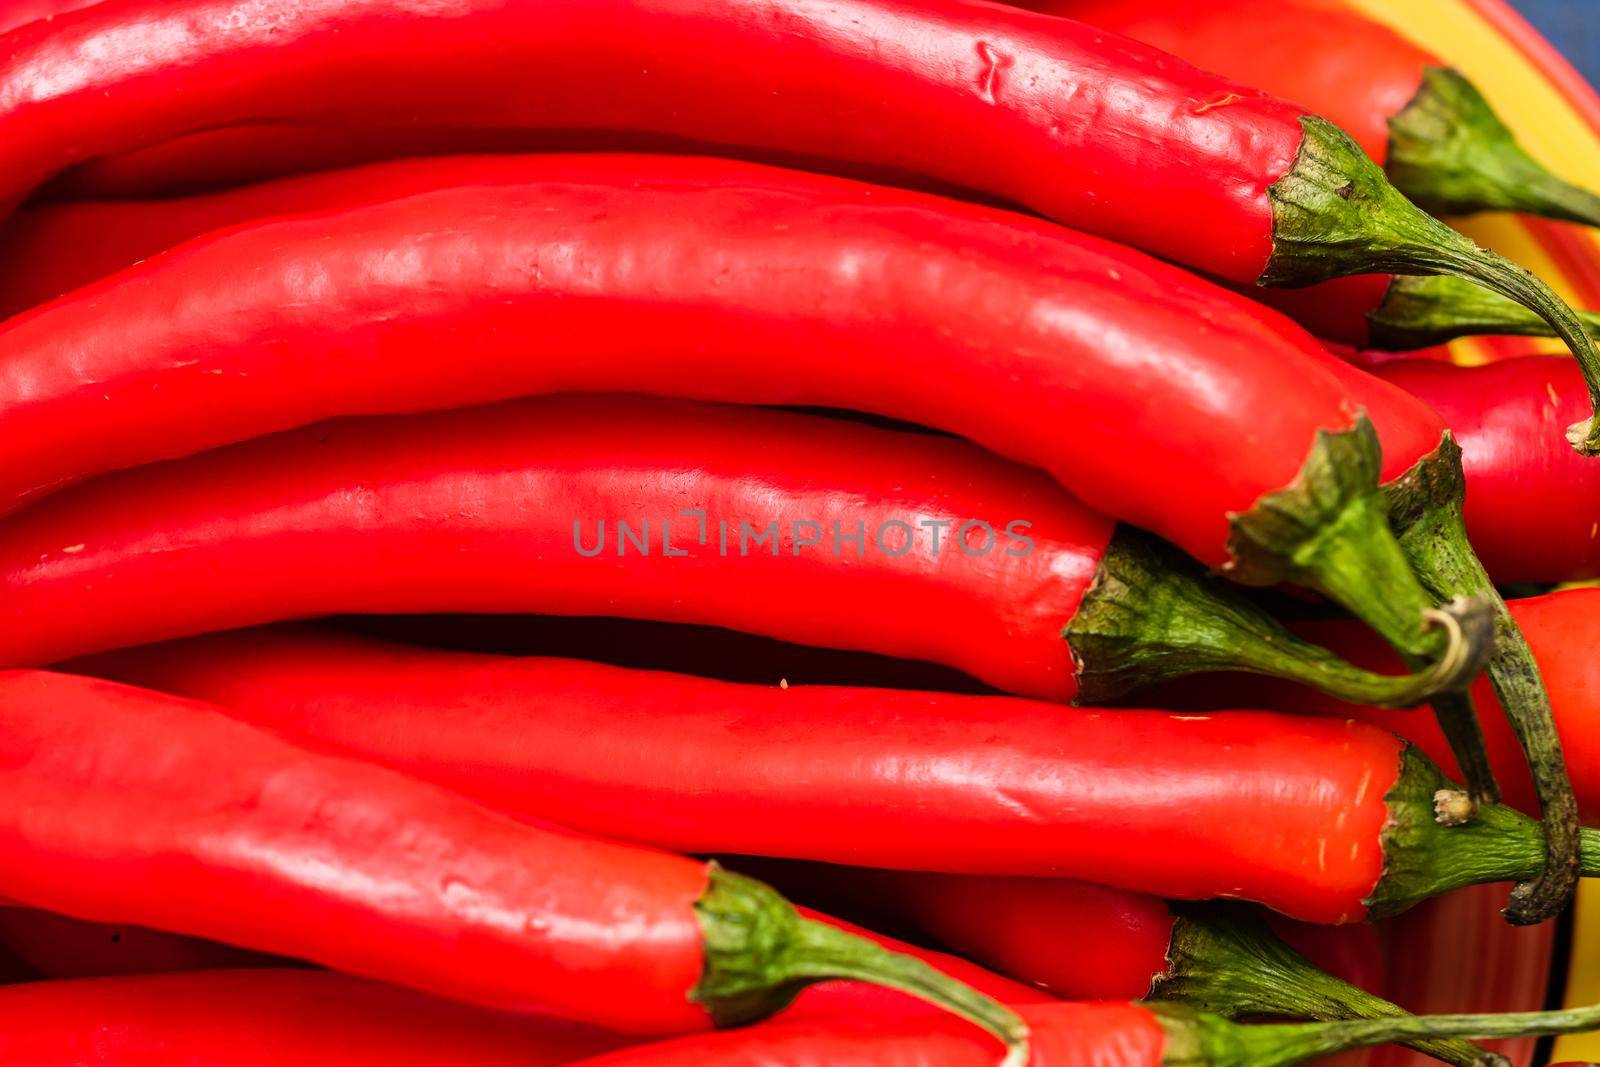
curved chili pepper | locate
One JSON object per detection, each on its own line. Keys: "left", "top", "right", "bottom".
{"left": 0, "top": 969, "right": 633, "bottom": 1066}
{"left": 0, "top": 669, "right": 1029, "bottom": 1060}
{"left": 0, "top": 155, "right": 1484, "bottom": 707}
{"left": 0, "top": 901, "right": 1049, "bottom": 1023}
{"left": 1372, "top": 357, "right": 1600, "bottom": 583}
{"left": 69, "top": 623, "right": 1600, "bottom": 926}
{"left": 0, "top": 314, "right": 1484, "bottom": 709}
{"left": 567, "top": 1000, "right": 1600, "bottom": 1067}
{"left": 741, "top": 862, "right": 1480, "bottom": 1065}
{"left": 0, "top": 151, "right": 1531, "bottom": 853}
{"left": 0, "top": 907, "right": 278, "bottom": 979}
{"left": 1205, "top": 587, "right": 1600, "bottom": 825}
{"left": 1015, "top": 0, "right": 1600, "bottom": 357}
{"left": 3, "top": 0, "right": 1596, "bottom": 443}
{"left": 1030, "top": 0, "right": 1600, "bottom": 226}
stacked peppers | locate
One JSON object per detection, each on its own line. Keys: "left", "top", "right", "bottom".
{"left": 2, "top": 0, "right": 1600, "bottom": 1064}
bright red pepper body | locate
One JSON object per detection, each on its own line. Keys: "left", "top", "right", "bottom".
{"left": 0, "top": 154, "right": 1426, "bottom": 568}
{"left": 1177, "top": 588, "right": 1600, "bottom": 820}
{"left": 0, "top": 970, "right": 631, "bottom": 1066}
{"left": 774, "top": 868, "right": 1385, "bottom": 1003}
{"left": 81, "top": 624, "right": 1398, "bottom": 923}
{"left": 1, "top": 394, "right": 1113, "bottom": 694}
{"left": 0, "top": 0, "right": 1304, "bottom": 277}
{"left": 1017, "top": 0, "right": 1415, "bottom": 344}
{"left": 575, "top": 1004, "right": 1170, "bottom": 1067}
{"left": 1375, "top": 357, "right": 1600, "bottom": 583}
{"left": 1028, "top": 0, "right": 1426, "bottom": 165}
{"left": 0, "top": 668, "right": 719, "bottom": 1033}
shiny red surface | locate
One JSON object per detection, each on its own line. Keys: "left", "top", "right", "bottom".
{"left": 820, "top": 872, "right": 1177, "bottom": 1000}
{"left": 574, "top": 1002, "right": 1168, "bottom": 1067}
{"left": 1206, "top": 587, "right": 1600, "bottom": 821}
{"left": 1378, "top": 356, "right": 1600, "bottom": 582}
{"left": 7, "top": 394, "right": 1109, "bottom": 695}
{"left": 0, "top": 970, "right": 631, "bottom": 1065}
{"left": 83, "top": 624, "right": 1400, "bottom": 922}
{"left": 0, "top": 154, "right": 1359, "bottom": 564}
{"left": 1033, "top": 0, "right": 1430, "bottom": 164}
{"left": 0, "top": 908, "right": 273, "bottom": 978}
{"left": 0, "top": 0, "right": 1304, "bottom": 277}
{"left": 43, "top": 123, "right": 566, "bottom": 199}
{"left": 704, "top": 858, "right": 1385, "bottom": 1004}
{"left": 0, "top": 670, "right": 713, "bottom": 1034}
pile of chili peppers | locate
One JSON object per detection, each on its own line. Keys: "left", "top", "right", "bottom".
{"left": 8, "top": 0, "right": 1600, "bottom": 1063}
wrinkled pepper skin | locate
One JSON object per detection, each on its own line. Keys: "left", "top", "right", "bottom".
{"left": 0, "top": 154, "right": 1425, "bottom": 566}
{"left": 1029, "top": 0, "right": 1424, "bottom": 164}
{"left": 0, "top": 669, "right": 718, "bottom": 1034}
{"left": 1, "top": 394, "right": 1114, "bottom": 693}
{"left": 0, "top": 0, "right": 1303, "bottom": 277}
{"left": 80, "top": 625, "right": 1398, "bottom": 923}
{"left": 0, "top": 970, "right": 632, "bottom": 1066}
{"left": 1375, "top": 357, "right": 1600, "bottom": 583}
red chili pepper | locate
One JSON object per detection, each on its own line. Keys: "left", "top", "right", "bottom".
{"left": 0, "top": 668, "right": 1029, "bottom": 1058}
{"left": 1372, "top": 356, "right": 1600, "bottom": 583}
{"left": 0, "top": 906, "right": 278, "bottom": 979}
{"left": 0, "top": 363, "right": 1548, "bottom": 915}
{"left": 1020, "top": 0, "right": 1600, "bottom": 356}
{"left": 1029, "top": 0, "right": 1600, "bottom": 223}
{"left": 4, "top": 0, "right": 1595, "bottom": 439}
{"left": 0, "top": 155, "right": 1479, "bottom": 695}
{"left": 70, "top": 623, "right": 1600, "bottom": 927}
{"left": 0, "top": 358, "right": 1480, "bottom": 712}
{"left": 567, "top": 1000, "right": 1600, "bottom": 1067}
{"left": 738, "top": 862, "right": 1478, "bottom": 1064}
{"left": 0, "top": 969, "right": 633, "bottom": 1066}
{"left": 0, "top": 902, "right": 1049, "bottom": 1022}
{"left": 1202, "top": 587, "right": 1600, "bottom": 825}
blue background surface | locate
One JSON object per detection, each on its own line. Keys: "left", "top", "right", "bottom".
{"left": 1513, "top": 0, "right": 1599, "bottom": 84}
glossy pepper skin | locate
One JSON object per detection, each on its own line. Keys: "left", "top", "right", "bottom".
{"left": 0, "top": 0, "right": 1304, "bottom": 278}
{"left": 0, "top": 393, "right": 1091, "bottom": 693}
{"left": 0, "top": 317, "right": 1478, "bottom": 713}
{"left": 77, "top": 621, "right": 1582, "bottom": 928}
{"left": 0, "top": 970, "right": 632, "bottom": 1066}
{"left": 0, "top": 903, "right": 1049, "bottom": 1024}
{"left": 1212, "top": 588, "right": 1600, "bottom": 824}
{"left": 1021, "top": 0, "right": 1600, "bottom": 355}
{"left": 1375, "top": 357, "right": 1600, "bottom": 584}
{"left": 0, "top": 155, "right": 1482, "bottom": 719}
{"left": 0, "top": 669, "right": 1028, "bottom": 1054}
{"left": 11, "top": 0, "right": 1595, "bottom": 402}
{"left": 0, "top": 153, "right": 1402, "bottom": 561}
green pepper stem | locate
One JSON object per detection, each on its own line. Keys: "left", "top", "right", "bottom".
{"left": 1387, "top": 67, "right": 1600, "bottom": 229}
{"left": 1149, "top": 905, "right": 1488, "bottom": 1065}
{"left": 1384, "top": 438, "right": 1580, "bottom": 924}
{"left": 1225, "top": 416, "right": 1500, "bottom": 804}
{"left": 1264, "top": 115, "right": 1600, "bottom": 455}
{"left": 692, "top": 864, "right": 1030, "bottom": 1066}
{"left": 1164, "top": 999, "right": 1600, "bottom": 1067}
{"left": 1066, "top": 526, "right": 1492, "bottom": 708}
{"left": 1367, "top": 274, "right": 1600, "bottom": 352}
